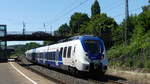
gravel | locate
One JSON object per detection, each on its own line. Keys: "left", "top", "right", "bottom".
{"left": 18, "top": 57, "right": 131, "bottom": 84}
{"left": 19, "top": 58, "right": 100, "bottom": 84}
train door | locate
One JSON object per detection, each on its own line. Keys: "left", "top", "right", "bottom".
{"left": 55, "top": 49, "right": 59, "bottom": 66}
{"left": 62, "top": 47, "right": 67, "bottom": 65}
{"left": 59, "top": 48, "right": 63, "bottom": 61}
{"left": 71, "top": 45, "right": 76, "bottom": 66}
{"left": 66, "top": 46, "right": 72, "bottom": 65}
{"left": 55, "top": 49, "right": 59, "bottom": 60}
{"left": 43, "top": 52, "right": 46, "bottom": 64}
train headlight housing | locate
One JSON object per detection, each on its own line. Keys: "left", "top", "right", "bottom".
{"left": 84, "top": 52, "right": 90, "bottom": 62}
{"left": 85, "top": 52, "right": 88, "bottom": 56}
{"left": 85, "top": 53, "right": 88, "bottom": 56}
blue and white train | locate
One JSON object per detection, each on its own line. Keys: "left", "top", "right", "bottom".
{"left": 25, "top": 35, "right": 108, "bottom": 74}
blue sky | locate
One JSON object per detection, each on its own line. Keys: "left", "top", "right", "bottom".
{"left": 0, "top": 0, "right": 148, "bottom": 45}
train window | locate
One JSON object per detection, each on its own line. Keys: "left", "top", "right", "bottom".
{"left": 52, "top": 52, "right": 55, "bottom": 60}
{"left": 40, "top": 53, "right": 42, "bottom": 58}
{"left": 39, "top": 53, "right": 41, "bottom": 58}
{"left": 48, "top": 52, "right": 52, "bottom": 60}
{"left": 67, "top": 46, "right": 72, "bottom": 58}
{"left": 45, "top": 52, "right": 48, "bottom": 59}
{"left": 63, "top": 47, "right": 67, "bottom": 58}
{"left": 43, "top": 53, "right": 45, "bottom": 58}
{"left": 43, "top": 52, "right": 46, "bottom": 59}
{"left": 59, "top": 48, "right": 63, "bottom": 58}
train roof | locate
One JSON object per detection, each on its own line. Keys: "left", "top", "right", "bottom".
{"left": 26, "top": 35, "right": 103, "bottom": 53}
{"left": 57, "top": 35, "right": 101, "bottom": 43}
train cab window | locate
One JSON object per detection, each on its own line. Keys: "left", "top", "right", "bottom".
{"left": 67, "top": 46, "right": 72, "bottom": 58}
{"left": 63, "top": 47, "right": 67, "bottom": 58}
{"left": 84, "top": 40, "right": 100, "bottom": 53}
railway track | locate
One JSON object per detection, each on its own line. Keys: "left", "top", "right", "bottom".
{"left": 86, "top": 74, "right": 130, "bottom": 84}
{"left": 17, "top": 58, "right": 130, "bottom": 84}
{"left": 108, "top": 80, "right": 129, "bottom": 84}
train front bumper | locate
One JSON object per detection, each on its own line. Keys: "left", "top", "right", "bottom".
{"left": 81, "top": 63, "right": 107, "bottom": 72}
{"left": 88, "top": 63, "right": 107, "bottom": 72}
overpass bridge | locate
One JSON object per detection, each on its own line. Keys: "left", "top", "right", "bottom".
{"left": 0, "top": 31, "right": 66, "bottom": 41}
{"left": 0, "top": 25, "right": 67, "bottom": 62}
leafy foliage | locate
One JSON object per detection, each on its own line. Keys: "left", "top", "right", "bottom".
{"left": 107, "top": 7, "right": 150, "bottom": 69}
{"left": 26, "top": 42, "right": 41, "bottom": 50}
{"left": 91, "top": 0, "right": 101, "bottom": 16}
{"left": 69, "top": 12, "right": 90, "bottom": 35}
{"left": 9, "top": 42, "right": 41, "bottom": 59}
{"left": 119, "top": 15, "right": 138, "bottom": 44}
{"left": 80, "top": 14, "right": 117, "bottom": 48}
{"left": 54, "top": 23, "right": 71, "bottom": 36}
{"left": 43, "top": 41, "right": 55, "bottom": 46}
{"left": 138, "top": 10, "right": 150, "bottom": 32}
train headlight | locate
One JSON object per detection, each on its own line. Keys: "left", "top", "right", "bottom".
{"left": 85, "top": 53, "right": 88, "bottom": 56}
{"left": 85, "top": 52, "right": 88, "bottom": 56}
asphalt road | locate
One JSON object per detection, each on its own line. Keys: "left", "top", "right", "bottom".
{"left": 0, "top": 62, "right": 56, "bottom": 84}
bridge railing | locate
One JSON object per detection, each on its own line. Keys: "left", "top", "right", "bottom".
{"left": 7, "top": 31, "right": 53, "bottom": 35}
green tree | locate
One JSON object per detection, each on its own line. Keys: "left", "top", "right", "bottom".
{"left": 106, "top": 1, "right": 150, "bottom": 69}
{"left": 132, "top": 25, "right": 144, "bottom": 42}
{"left": 142, "top": 0, "right": 150, "bottom": 11}
{"left": 43, "top": 41, "right": 55, "bottom": 46}
{"left": 112, "top": 26, "right": 124, "bottom": 45}
{"left": 91, "top": 0, "right": 100, "bottom": 16}
{"left": 120, "top": 15, "right": 138, "bottom": 43}
{"left": 138, "top": 10, "right": 150, "bottom": 32}
{"left": 25, "top": 42, "right": 41, "bottom": 50}
{"left": 54, "top": 23, "right": 71, "bottom": 36}
{"left": 69, "top": 12, "right": 89, "bottom": 34}
{"left": 80, "top": 14, "right": 117, "bottom": 48}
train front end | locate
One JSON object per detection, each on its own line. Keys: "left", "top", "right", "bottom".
{"left": 79, "top": 36, "right": 108, "bottom": 74}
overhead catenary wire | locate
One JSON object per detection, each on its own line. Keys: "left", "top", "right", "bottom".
{"left": 102, "top": 0, "right": 124, "bottom": 12}
{"left": 0, "top": 0, "right": 145, "bottom": 32}
{"left": 50, "top": 0, "right": 78, "bottom": 22}
{"left": 103, "top": 0, "right": 136, "bottom": 13}
{"left": 47, "top": 0, "right": 90, "bottom": 25}
{"left": 48, "top": 0, "right": 138, "bottom": 27}
{"left": 108, "top": 7, "right": 142, "bottom": 22}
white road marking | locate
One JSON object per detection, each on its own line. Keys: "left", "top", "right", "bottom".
{"left": 9, "top": 62, "right": 37, "bottom": 84}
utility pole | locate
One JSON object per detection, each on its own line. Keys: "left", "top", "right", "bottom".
{"left": 50, "top": 26, "right": 52, "bottom": 35}
{"left": 23, "top": 22, "right": 26, "bottom": 35}
{"left": 43, "top": 23, "right": 47, "bottom": 33}
{"left": 124, "top": 0, "right": 129, "bottom": 45}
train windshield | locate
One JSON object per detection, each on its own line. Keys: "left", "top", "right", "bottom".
{"left": 84, "top": 40, "right": 100, "bottom": 53}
